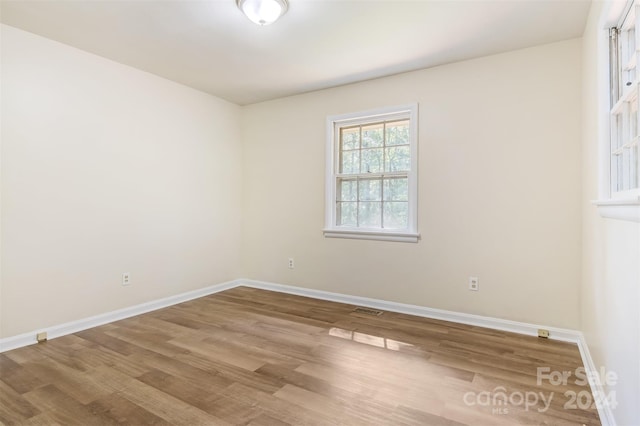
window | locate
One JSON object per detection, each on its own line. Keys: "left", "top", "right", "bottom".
{"left": 324, "top": 104, "right": 419, "bottom": 242}
{"left": 610, "top": 3, "right": 640, "bottom": 195}
{"left": 597, "top": 0, "right": 640, "bottom": 221}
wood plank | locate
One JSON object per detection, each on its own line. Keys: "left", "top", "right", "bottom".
{"left": 0, "top": 354, "right": 45, "bottom": 395}
{"left": 22, "top": 384, "right": 116, "bottom": 425}
{"left": 85, "top": 393, "right": 171, "bottom": 425}
{"left": 0, "top": 379, "right": 40, "bottom": 424}
{"left": 0, "top": 287, "right": 601, "bottom": 425}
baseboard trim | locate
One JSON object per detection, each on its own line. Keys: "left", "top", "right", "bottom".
{"left": 0, "top": 277, "right": 612, "bottom": 423}
{"left": 0, "top": 279, "right": 241, "bottom": 353}
{"left": 240, "top": 279, "right": 582, "bottom": 343}
{"left": 1, "top": 277, "right": 584, "bottom": 353}
{"left": 576, "top": 334, "right": 617, "bottom": 426}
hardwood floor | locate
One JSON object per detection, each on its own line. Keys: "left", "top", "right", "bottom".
{"left": 0, "top": 287, "right": 601, "bottom": 425}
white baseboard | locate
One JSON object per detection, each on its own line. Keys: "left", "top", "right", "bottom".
{"left": 0, "top": 279, "right": 241, "bottom": 353}
{"left": 0, "top": 277, "right": 612, "bottom": 425}
{"left": 239, "top": 279, "right": 582, "bottom": 342}
{"left": 576, "top": 334, "right": 618, "bottom": 426}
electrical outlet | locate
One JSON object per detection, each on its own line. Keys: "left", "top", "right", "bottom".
{"left": 122, "top": 272, "right": 131, "bottom": 286}
{"left": 36, "top": 332, "right": 47, "bottom": 343}
{"left": 469, "top": 276, "right": 479, "bottom": 291}
{"left": 288, "top": 258, "right": 294, "bottom": 269}
{"left": 538, "top": 329, "right": 550, "bottom": 338}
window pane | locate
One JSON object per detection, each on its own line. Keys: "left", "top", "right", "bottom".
{"left": 632, "top": 144, "right": 639, "bottom": 189}
{"left": 340, "top": 150, "right": 360, "bottom": 174}
{"left": 362, "top": 123, "right": 384, "bottom": 148}
{"left": 625, "top": 31, "right": 636, "bottom": 89}
{"left": 631, "top": 97, "right": 638, "bottom": 139}
{"left": 613, "top": 113, "right": 623, "bottom": 150}
{"left": 359, "top": 178, "right": 381, "bottom": 201}
{"left": 383, "top": 177, "right": 408, "bottom": 201}
{"left": 338, "top": 179, "right": 357, "bottom": 201}
{"left": 361, "top": 148, "right": 383, "bottom": 173}
{"left": 383, "top": 202, "right": 408, "bottom": 229}
{"left": 618, "top": 153, "right": 624, "bottom": 191}
{"left": 623, "top": 147, "right": 631, "bottom": 190}
{"left": 341, "top": 127, "right": 360, "bottom": 150}
{"left": 386, "top": 120, "right": 410, "bottom": 146}
{"left": 358, "top": 202, "right": 381, "bottom": 228}
{"left": 385, "top": 146, "right": 411, "bottom": 172}
{"left": 337, "top": 202, "right": 357, "bottom": 226}
{"left": 613, "top": 153, "right": 623, "bottom": 191}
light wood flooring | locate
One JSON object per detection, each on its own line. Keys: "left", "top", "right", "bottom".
{"left": 1, "top": 286, "right": 601, "bottom": 425}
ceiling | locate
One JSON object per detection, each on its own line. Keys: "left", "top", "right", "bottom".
{"left": 1, "top": 0, "right": 591, "bottom": 105}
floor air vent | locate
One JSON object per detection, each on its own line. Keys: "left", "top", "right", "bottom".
{"left": 353, "top": 307, "right": 384, "bottom": 316}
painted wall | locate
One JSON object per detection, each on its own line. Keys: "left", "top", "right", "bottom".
{"left": 581, "top": 3, "right": 640, "bottom": 425}
{"left": 241, "top": 39, "right": 583, "bottom": 329}
{"left": 1, "top": 25, "right": 243, "bottom": 338}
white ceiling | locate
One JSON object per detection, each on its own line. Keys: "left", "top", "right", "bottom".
{"left": 1, "top": 0, "right": 591, "bottom": 105}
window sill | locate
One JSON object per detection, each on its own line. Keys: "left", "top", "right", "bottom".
{"left": 592, "top": 197, "right": 640, "bottom": 222}
{"left": 323, "top": 229, "right": 420, "bottom": 243}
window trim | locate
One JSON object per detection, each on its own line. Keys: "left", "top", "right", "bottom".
{"left": 593, "top": 0, "right": 640, "bottom": 222}
{"left": 324, "top": 103, "right": 420, "bottom": 242}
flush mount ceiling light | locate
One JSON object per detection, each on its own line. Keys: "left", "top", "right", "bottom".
{"left": 236, "top": 0, "right": 288, "bottom": 26}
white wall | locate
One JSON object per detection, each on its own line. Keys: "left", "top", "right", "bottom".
{"left": 581, "top": 3, "right": 640, "bottom": 425}
{"left": 1, "top": 25, "right": 585, "bottom": 338}
{"left": 242, "top": 39, "right": 583, "bottom": 329}
{"left": 0, "top": 25, "right": 243, "bottom": 338}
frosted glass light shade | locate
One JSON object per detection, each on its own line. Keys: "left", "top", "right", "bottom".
{"left": 237, "top": 0, "right": 288, "bottom": 26}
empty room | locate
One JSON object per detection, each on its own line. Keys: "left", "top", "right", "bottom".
{"left": 1, "top": 0, "right": 639, "bottom": 425}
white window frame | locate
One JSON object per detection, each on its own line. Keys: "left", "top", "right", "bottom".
{"left": 593, "top": 0, "right": 640, "bottom": 222}
{"left": 323, "top": 103, "right": 420, "bottom": 242}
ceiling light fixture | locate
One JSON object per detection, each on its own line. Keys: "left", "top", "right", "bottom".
{"left": 236, "top": 0, "right": 288, "bottom": 26}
